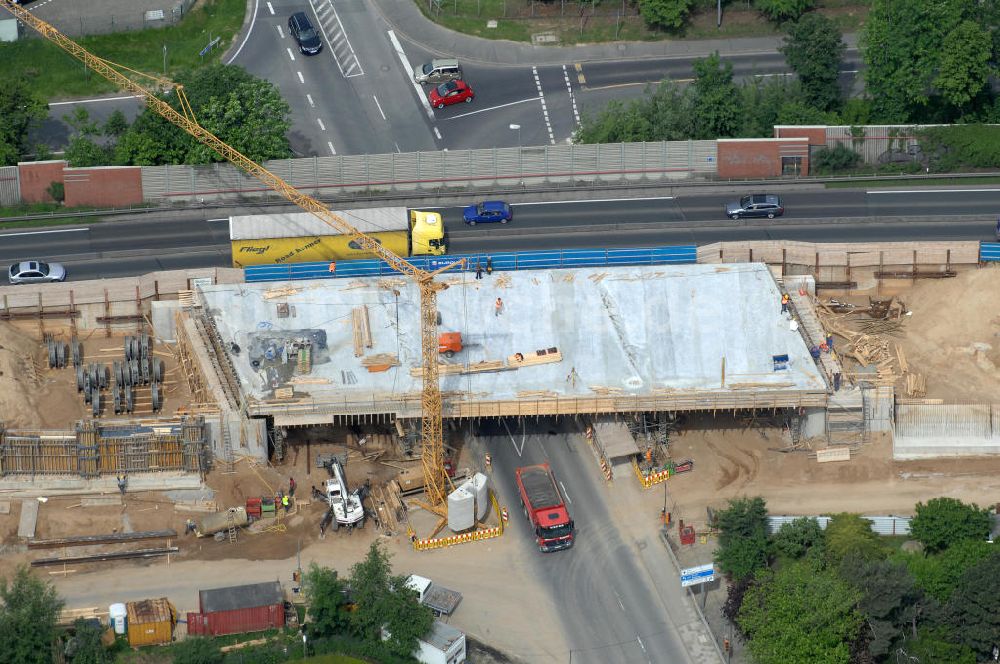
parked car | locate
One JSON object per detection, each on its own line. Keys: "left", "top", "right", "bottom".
{"left": 429, "top": 80, "right": 473, "bottom": 109}
{"left": 463, "top": 201, "right": 512, "bottom": 225}
{"left": 725, "top": 194, "right": 784, "bottom": 220}
{"left": 288, "top": 12, "right": 322, "bottom": 55}
{"left": 8, "top": 261, "right": 66, "bottom": 285}
{"left": 413, "top": 58, "right": 462, "bottom": 85}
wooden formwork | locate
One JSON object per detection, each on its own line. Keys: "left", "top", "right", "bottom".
{"left": 0, "top": 417, "right": 208, "bottom": 477}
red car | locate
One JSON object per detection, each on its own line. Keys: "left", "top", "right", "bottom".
{"left": 429, "top": 80, "right": 474, "bottom": 109}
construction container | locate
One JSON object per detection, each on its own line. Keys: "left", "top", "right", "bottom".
{"left": 186, "top": 581, "right": 284, "bottom": 637}
{"left": 126, "top": 598, "right": 176, "bottom": 647}
{"left": 246, "top": 497, "right": 262, "bottom": 520}
{"left": 261, "top": 497, "right": 276, "bottom": 517}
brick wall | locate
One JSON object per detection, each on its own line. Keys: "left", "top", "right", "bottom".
{"left": 18, "top": 160, "right": 67, "bottom": 203}
{"left": 773, "top": 125, "right": 827, "bottom": 146}
{"left": 717, "top": 138, "right": 810, "bottom": 178}
{"left": 64, "top": 166, "right": 143, "bottom": 207}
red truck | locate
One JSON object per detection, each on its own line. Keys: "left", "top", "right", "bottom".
{"left": 515, "top": 463, "right": 575, "bottom": 552}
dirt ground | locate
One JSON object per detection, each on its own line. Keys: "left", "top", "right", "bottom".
{"left": 886, "top": 268, "right": 1000, "bottom": 402}
{"left": 0, "top": 322, "right": 191, "bottom": 429}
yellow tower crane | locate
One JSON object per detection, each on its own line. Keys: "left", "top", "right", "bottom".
{"left": 1, "top": 1, "right": 456, "bottom": 511}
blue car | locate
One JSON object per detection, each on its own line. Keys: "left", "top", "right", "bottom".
{"left": 463, "top": 201, "right": 512, "bottom": 225}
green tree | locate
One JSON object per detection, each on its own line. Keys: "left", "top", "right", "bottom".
{"left": 904, "top": 539, "right": 994, "bottom": 602}
{"left": 103, "top": 110, "right": 129, "bottom": 138}
{"left": 779, "top": 13, "right": 846, "bottom": 111}
{"left": 349, "top": 542, "right": 433, "bottom": 658}
{"left": 689, "top": 53, "right": 741, "bottom": 139}
{"left": 576, "top": 81, "right": 693, "bottom": 144}
{"left": 637, "top": 0, "right": 693, "bottom": 30}
{"left": 824, "top": 513, "right": 884, "bottom": 565}
{"left": 0, "top": 566, "right": 64, "bottom": 664}
{"left": 754, "top": 0, "right": 814, "bottom": 22}
{"left": 861, "top": 0, "right": 993, "bottom": 122}
{"left": 715, "top": 496, "right": 770, "bottom": 580}
{"left": 771, "top": 516, "right": 824, "bottom": 561}
{"left": 63, "top": 108, "right": 115, "bottom": 167}
{"left": 172, "top": 637, "right": 223, "bottom": 664}
{"left": 910, "top": 497, "right": 990, "bottom": 554}
{"left": 934, "top": 21, "right": 993, "bottom": 109}
{"left": 944, "top": 552, "right": 1000, "bottom": 659}
{"left": 897, "top": 626, "right": 976, "bottom": 664}
{"left": 810, "top": 145, "right": 862, "bottom": 173}
{"left": 0, "top": 77, "right": 49, "bottom": 166}
{"left": 303, "top": 563, "right": 351, "bottom": 638}
{"left": 738, "top": 559, "right": 862, "bottom": 664}
{"left": 840, "top": 557, "right": 923, "bottom": 659}
{"left": 65, "top": 618, "right": 111, "bottom": 664}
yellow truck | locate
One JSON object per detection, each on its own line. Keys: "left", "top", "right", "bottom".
{"left": 229, "top": 207, "right": 446, "bottom": 268}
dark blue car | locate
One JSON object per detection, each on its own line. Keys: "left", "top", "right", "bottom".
{"left": 463, "top": 201, "right": 512, "bottom": 225}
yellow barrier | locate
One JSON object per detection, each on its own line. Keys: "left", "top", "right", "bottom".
{"left": 411, "top": 492, "right": 506, "bottom": 551}
{"left": 632, "top": 458, "right": 672, "bottom": 489}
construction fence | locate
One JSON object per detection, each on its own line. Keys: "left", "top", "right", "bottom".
{"left": 0, "top": 165, "right": 18, "bottom": 207}
{"left": 140, "top": 141, "right": 718, "bottom": 204}
{"left": 0, "top": 417, "right": 209, "bottom": 477}
{"left": 893, "top": 403, "right": 1000, "bottom": 460}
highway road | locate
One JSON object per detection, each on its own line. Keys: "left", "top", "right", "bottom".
{"left": 476, "top": 418, "right": 704, "bottom": 664}
{"left": 1, "top": 188, "right": 997, "bottom": 281}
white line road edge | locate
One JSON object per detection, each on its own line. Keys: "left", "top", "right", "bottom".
{"left": 48, "top": 95, "right": 141, "bottom": 106}
{"left": 388, "top": 30, "right": 434, "bottom": 120}
{"left": 0, "top": 228, "right": 89, "bottom": 237}
{"left": 372, "top": 95, "right": 387, "bottom": 120}
{"left": 867, "top": 188, "right": 1000, "bottom": 195}
{"left": 559, "top": 481, "right": 572, "bottom": 504}
{"left": 225, "top": 0, "right": 259, "bottom": 64}
{"left": 445, "top": 96, "right": 540, "bottom": 120}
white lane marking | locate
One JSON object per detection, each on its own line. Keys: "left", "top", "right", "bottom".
{"left": 614, "top": 589, "right": 626, "bottom": 612}
{"left": 559, "top": 481, "right": 572, "bottom": 504}
{"left": 513, "top": 196, "right": 675, "bottom": 206}
{"left": 840, "top": 69, "right": 859, "bottom": 73}
{"left": 287, "top": 47, "right": 296, "bottom": 61}
{"left": 275, "top": 25, "right": 284, "bottom": 39}
{"left": 433, "top": 127, "right": 442, "bottom": 140}
{"left": 394, "top": 142, "right": 401, "bottom": 153}
{"left": 445, "top": 96, "right": 541, "bottom": 120}
{"left": 501, "top": 419, "right": 524, "bottom": 457}
{"left": 388, "top": 30, "right": 434, "bottom": 120}
{"left": 49, "top": 95, "right": 141, "bottom": 106}
{"left": 372, "top": 95, "right": 387, "bottom": 120}
{"left": 0, "top": 227, "right": 89, "bottom": 237}
{"left": 310, "top": 0, "right": 364, "bottom": 78}
{"left": 206, "top": 218, "right": 228, "bottom": 223}
{"left": 532, "top": 66, "right": 556, "bottom": 145}
{"left": 266, "top": 1, "right": 274, "bottom": 14}
{"left": 225, "top": 0, "right": 259, "bottom": 63}
{"left": 636, "top": 635, "right": 647, "bottom": 653}
{"left": 306, "top": 94, "right": 315, "bottom": 108}
{"left": 563, "top": 64, "right": 580, "bottom": 130}
{"left": 317, "top": 118, "right": 326, "bottom": 131}
{"left": 327, "top": 141, "right": 336, "bottom": 155}
{"left": 867, "top": 188, "right": 1000, "bottom": 194}
{"left": 297, "top": 71, "right": 305, "bottom": 84}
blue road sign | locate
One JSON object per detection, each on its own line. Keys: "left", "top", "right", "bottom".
{"left": 680, "top": 563, "right": 715, "bottom": 588}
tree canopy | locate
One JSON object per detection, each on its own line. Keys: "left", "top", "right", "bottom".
{"left": 824, "top": 513, "right": 885, "bottom": 565}
{"left": 0, "top": 566, "right": 64, "bottom": 664}
{"left": 0, "top": 77, "right": 48, "bottom": 166}
{"left": 738, "top": 559, "right": 862, "bottom": 664}
{"left": 904, "top": 538, "right": 995, "bottom": 602}
{"left": 771, "top": 516, "right": 825, "bottom": 561}
{"left": 944, "top": 552, "right": 1000, "bottom": 659}
{"left": 303, "top": 563, "right": 352, "bottom": 639}
{"left": 910, "top": 497, "right": 991, "bottom": 554}
{"left": 779, "top": 13, "right": 845, "bottom": 111}
{"left": 715, "top": 496, "right": 770, "bottom": 580}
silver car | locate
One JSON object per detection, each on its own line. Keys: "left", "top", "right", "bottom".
{"left": 8, "top": 261, "right": 66, "bottom": 284}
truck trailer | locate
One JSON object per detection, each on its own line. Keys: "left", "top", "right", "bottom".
{"left": 229, "top": 207, "right": 446, "bottom": 268}
{"left": 515, "top": 463, "right": 575, "bottom": 552}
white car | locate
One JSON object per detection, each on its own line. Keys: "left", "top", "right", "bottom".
{"left": 8, "top": 261, "right": 66, "bottom": 285}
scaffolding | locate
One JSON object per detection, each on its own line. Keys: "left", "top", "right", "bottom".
{"left": 0, "top": 417, "right": 209, "bottom": 477}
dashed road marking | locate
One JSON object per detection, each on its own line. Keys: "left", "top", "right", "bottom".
{"left": 317, "top": 118, "right": 326, "bottom": 131}
{"left": 266, "top": 1, "right": 274, "bottom": 15}
{"left": 286, "top": 47, "right": 295, "bottom": 61}
{"left": 563, "top": 64, "right": 581, "bottom": 131}
{"left": 275, "top": 25, "right": 284, "bottom": 38}
{"left": 309, "top": 0, "right": 363, "bottom": 78}
{"left": 327, "top": 141, "right": 336, "bottom": 155}
{"left": 372, "top": 95, "right": 387, "bottom": 120}
{"left": 297, "top": 71, "right": 304, "bottom": 84}
{"left": 433, "top": 127, "right": 442, "bottom": 140}
{"left": 532, "top": 66, "right": 556, "bottom": 145}
{"left": 306, "top": 94, "right": 315, "bottom": 108}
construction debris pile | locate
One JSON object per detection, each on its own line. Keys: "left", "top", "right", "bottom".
{"left": 818, "top": 296, "right": 925, "bottom": 397}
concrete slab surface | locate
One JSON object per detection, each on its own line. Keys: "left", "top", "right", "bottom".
{"left": 202, "top": 263, "right": 826, "bottom": 408}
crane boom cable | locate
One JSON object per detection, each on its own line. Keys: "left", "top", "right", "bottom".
{"left": 2, "top": 0, "right": 449, "bottom": 506}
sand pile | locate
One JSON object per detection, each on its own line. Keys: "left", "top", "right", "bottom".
{"left": 896, "top": 268, "right": 1000, "bottom": 401}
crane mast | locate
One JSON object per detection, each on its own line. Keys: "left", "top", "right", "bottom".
{"left": 2, "top": 0, "right": 451, "bottom": 507}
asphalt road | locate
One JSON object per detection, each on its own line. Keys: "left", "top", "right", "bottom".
{"left": 476, "top": 418, "right": 698, "bottom": 664}
{"left": 2, "top": 188, "right": 997, "bottom": 281}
